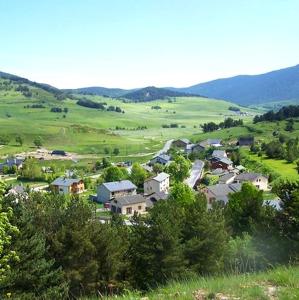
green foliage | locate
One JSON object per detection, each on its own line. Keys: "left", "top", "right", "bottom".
{"left": 183, "top": 195, "right": 228, "bottom": 274}
{"left": 129, "top": 163, "right": 148, "bottom": 187}
{"left": 33, "top": 136, "right": 43, "bottom": 148}
{"left": 226, "top": 183, "right": 264, "bottom": 236}
{"left": 15, "top": 135, "right": 23, "bottom": 146}
{"left": 0, "top": 181, "right": 18, "bottom": 283}
{"left": 102, "top": 166, "right": 128, "bottom": 182}
{"left": 169, "top": 182, "right": 195, "bottom": 205}
{"left": 129, "top": 201, "right": 186, "bottom": 290}
{"left": 167, "top": 155, "right": 191, "bottom": 182}
{"left": 224, "top": 233, "right": 264, "bottom": 274}
{"left": 20, "top": 159, "right": 43, "bottom": 181}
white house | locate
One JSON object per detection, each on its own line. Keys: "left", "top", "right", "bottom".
{"left": 144, "top": 172, "right": 170, "bottom": 195}
{"left": 234, "top": 173, "right": 269, "bottom": 191}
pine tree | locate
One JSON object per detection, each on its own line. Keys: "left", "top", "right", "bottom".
{"left": 183, "top": 195, "right": 228, "bottom": 274}
{"left": 2, "top": 200, "right": 67, "bottom": 299}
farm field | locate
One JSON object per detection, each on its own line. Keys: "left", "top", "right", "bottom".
{"left": 0, "top": 86, "right": 257, "bottom": 158}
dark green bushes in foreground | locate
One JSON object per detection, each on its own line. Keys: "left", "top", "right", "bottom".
{"left": 0, "top": 180, "right": 299, "bottom": 298}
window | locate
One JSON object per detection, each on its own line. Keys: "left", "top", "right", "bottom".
{"left": 126, "top": 207, "right": 132, "bottom": 214}
{"left": 138, "top": 205, "right": 142, "bottom": 210}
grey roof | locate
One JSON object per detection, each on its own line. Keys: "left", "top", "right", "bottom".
{"left": 152, "top": 153, "right": 171, "bottom": 162}
{"left": 0, "top": 158, "right": 24, "bottom": 170}
{"left": 51, "top": 177, "right": 82, "bottom": 187}
{"left": 219, "top": 157, "right": 233, "bottom": 165}
{"left": 147, "top": 191, "right": 169, "bottom": 201}
{"left": 111, "top": 194, "right": 146, "bottom": 206}
{"left": 199, "top": 139, "right": 222, "bottom": 148}
{"left": 179, "top": 138, "right": 190, "bottom": 144}
{"left": 219, "top": 173, "right": 236, "bottom": 183}
{"left": 208, "top": 183, "right": 242, "bottom": 197}
{"left": 186, "top": 143, "right": 195, "bottom": 150}
{"left": 151, "top": 172, "right": 170, "bottom": 182}
{"left": 103, "top": 180, "right": 137, "bottom": 192}
{"left": 212, "top": 150, "right": 226, "bottom": 158}
{"left": 235, "top": 172, "right": 266, "bottom": 182}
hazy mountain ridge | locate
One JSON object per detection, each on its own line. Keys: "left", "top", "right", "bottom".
{"left": 176, "top": 64, "right": 299, "bottom": 105}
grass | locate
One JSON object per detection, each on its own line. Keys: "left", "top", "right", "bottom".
{"left": 84, "top": 266, "right": 299, "bottom": 300}
{"left": 0, "top": 81, "right": 256, "bottom": 159}
{"left": 242, "top": 149, "right": 298, "bottom": 181}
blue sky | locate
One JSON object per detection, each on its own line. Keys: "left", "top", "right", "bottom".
{"left": 0, "top": 0, "right": 298, "bottom": 88}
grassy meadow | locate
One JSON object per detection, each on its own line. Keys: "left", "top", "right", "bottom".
{"left": 0, "top": 82, "right": 256, "bottom": 158}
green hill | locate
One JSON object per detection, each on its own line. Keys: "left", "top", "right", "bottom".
{"left": 121, "top": 86, "right": 199, "bottom": 102}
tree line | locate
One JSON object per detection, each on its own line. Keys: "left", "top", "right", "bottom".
{"left": 253, "top": 105, "right": 299, "bottom": 123}
{"left": 201, "top": 117, "right": 243, "bottom": 133}
{"left": 1, "top": 178, "right": 299, "bottom": 298}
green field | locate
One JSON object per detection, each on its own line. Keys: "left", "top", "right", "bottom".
{"left": 0, "top": 81, "right": 256, "bottom": 158}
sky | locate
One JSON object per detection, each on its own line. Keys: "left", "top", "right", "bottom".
{"left": 0, "top": 0, "right": 298, "bottom": 89}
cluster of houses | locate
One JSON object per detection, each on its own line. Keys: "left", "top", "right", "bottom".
{"left": 2, "top": 135, "right": 272, "bottom": 218}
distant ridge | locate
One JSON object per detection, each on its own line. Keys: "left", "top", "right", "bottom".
{"left": 176, "top": 64, "right": 299, "bottom": 105}
{"left": 121, "top": 86, "right": 199, "bottom": 102}
{"left": 64, "top": 86, "right": 131, "bottom": 97}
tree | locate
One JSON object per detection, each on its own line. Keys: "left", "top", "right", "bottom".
{"left": 285, "top": 119, "right": 294, "bottom": 132}
{"left": 264, "top": 140, "right": 285, "bottom": 159}
{"left": 103, "top": 166, "right": 127, "bottom": 182}
{"left": 2, "top": 198, "right": 68, "bottom": 299}
{"left": 167, "top": 156, "right": 191, "bottom": 182}
{"left": 130, "top": 163, "right": 147, "bottom": 187}
{"left": 33, "top": 136, "right": 43, "bottom": 148}
{"left": 273, "top": 180, "right": 299, "bottom": 257}
{"left": 152, "top": 163, "right": 164, "bottom": 174}
{"left": 113, "top": 148, "right": 120, "bottom": 155}
{"left": 128, "top": 201, "right": 186, "bottom": 290}
{"left": 0, "top": 181, "right": 18, "bottom": 284}
{"left": 20, "top": 159, "right": 43, "bottom": 181}
{"left": 15, "top": 135, "right": 23, "bottom": 146}
{"left": 183, "top": 195, "right": 228, "bottom": 274}
{"left": 169, "top": 182, "right": 195, "bottom": 205}
{"left": 285, "top": 138, "right": 299, "bottom": 162}
{"left": 225, "top": 183, "right": 264, "bottom": 236}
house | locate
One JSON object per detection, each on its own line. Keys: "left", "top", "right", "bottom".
{"left": 144, "top": 172, "right": 170, "bottom": 195}
{"left": 211, "top": 150, "right": 227, "bottom": 159}
{"left": 110, "top": 194, "right": 147, "bottom": 216}
{"left": 211, "top": 157, "right": 233, "bottom": 170}
{"left": 219, "top": 172, "right": 236, "bottom": 184}
{"left": 51, "top": 177, "right": 85, "bottom": 195}
{"left": 0, "top": 158, "right": 24, "bottom": 173}
{"left": 237, "top": 136, "right": 254, "bottom": 146}
{"left": 234, "top": 173, "right": 268, "bottom": 191}
{"left": 149, "top": 154, "right": 171, "bottom": 166}
{"left": 97, "top": 180, "right": 137, "bottom": 203}
{"left": 203, "top": 183, "right": 242, "bottom": 205}
{"left": 199, "top": 139, "right": 222, "bottom": 149}
{"left": 190, "top": 143, "right": 206, "bottom": 153}
{"left": 172, "top": 138, "right": 190, "bottom": 148}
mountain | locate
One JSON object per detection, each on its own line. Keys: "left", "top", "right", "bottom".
{"left": 121, "top": 86, "right": 198, "bottom": 102}
{"left": 176, "top": 64, "right": 299, "bottom": 105}
{"left": 64, "top": 86, "right": 131, "bottom": 97}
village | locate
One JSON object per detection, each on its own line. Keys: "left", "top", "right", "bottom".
{"left": 0, "top": 135, "right": 277, "bottom": 223}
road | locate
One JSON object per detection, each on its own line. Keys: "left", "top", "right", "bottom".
{"left": 156, "top": 139, "right": 174, "bottom": 156}
{"left": 184, "top": 160, "right": 205, "bottom": 188}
